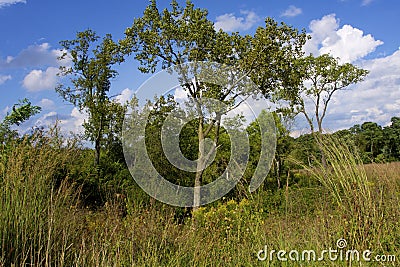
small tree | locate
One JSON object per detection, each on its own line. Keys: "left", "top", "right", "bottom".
{"left": 0, "top": 98, "right": 41, "bottom": 143}
{"left": 57, "top": 29, "right": 124, "bottom": 167}
{"left": 280, "top": 54, "right": 369, "bottom": 166}
{"left": 290, "top": 54, "right": 368, "bottom": 134}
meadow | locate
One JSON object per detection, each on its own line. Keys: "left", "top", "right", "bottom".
{"left": 0, "top": 130, "right": 398, "bottom": 266}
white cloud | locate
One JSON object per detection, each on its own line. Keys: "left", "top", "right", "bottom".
{"left": 281, "top": 5, "right": 302, "bottom": 18}
{"left": 33, "top": 107, "right": 88, "bottom": 136}
{"left": 0, "top": 0, "right": 26, "bottom": 8}
{"left": 38, "top": 98, "right": 55, "bottom": 110}
{"left": 304, "top": 14, "right": 383, "bottom": 63}
{"left": 22, "top": 66, "right": 59, "bottom": 92}
{"left": 65, "top": 107, "right": 87, "bottom": 134}
{"left": 214, "top": 10, "right": 260, "bottom": 32}
{"left": 115, "top": 88, "right": 133, "bottom": 105}
{"left": 0, "top": 74, "right": 11, "bottom": 85}
{"left": 173, "top": 87, "right": 188, "bottom": 102}
{"left": 316, "top": 50, "right": 400, "bottom": 131}
{"left": 0, "top": 43, "right": 70, "bottom": 70}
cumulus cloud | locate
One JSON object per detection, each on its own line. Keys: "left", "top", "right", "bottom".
{"left": 115, "top": 88, "right": 133, "bottom": 105}
{"left": 38, "top": 98, "right": 55, "bottom": 110}
{"left": 304, "top": 14, "right": 383, "bottom": 63}
{"left": 63, "top": 107, "right": 88, "bottom": 134}
{"left": 214, "top": 10, "right": 260, "bottom": 32}
{"left": 0, "top": 0, "right": 26, "bottom": 8}
{"left": 0, "top": 43, "right": 70, "bottom": 70}
{"left": 0, "top": 74, "right": 11, "bottom": 85}
{"left": 32, "top": 107, "right": 88, "bottom": 136}
{"left": 22, "top": 66, "right": 59, "bottom": 91}
{"left": 281, "top": 5, "right": 302, "bottom": 18}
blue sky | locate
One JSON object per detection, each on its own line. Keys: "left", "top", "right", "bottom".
{"left": 0, "top": 0, "right": 399, "bottom": 135}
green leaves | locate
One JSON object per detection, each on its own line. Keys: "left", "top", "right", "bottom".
{"left": 0, "top": 98, "right": 41, "bottom": 147}
{"left": 281, "top": 54, "right": 369, "bottom": 134}
{"left": 301, "top": 54, "right": 369, "bottom": 96}
{"left": 244, "top": 18, "right": 308, "bottom": 98}
{"left": 57, "top": 29, "right": 126, "bottom": 166}
{"left": 123, "top": 0, "right": 216, "bottom": 73}
{"left": 2, "top": 98, "right": 41, "bottom": 127}
{"left": 57, "top": 30, "right": 123, "bottom": 109}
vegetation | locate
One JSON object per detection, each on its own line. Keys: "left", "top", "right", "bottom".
{"left": 1, "top": 0, "right": 398, "bottom": 266}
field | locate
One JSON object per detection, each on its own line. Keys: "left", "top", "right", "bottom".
{"left": 0, "top": 134, "right": 399, "bottom": 266}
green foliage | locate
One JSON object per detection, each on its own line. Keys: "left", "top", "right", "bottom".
{"left": 330, "top": 117, "right": 400, "bottom": 163}
{"left": 2, "top": 98, "right": 41, "bottom": 127}
{"left": 193, "top": 198, "right": 264, "bottom": 238}
{"left": 0, "top": 98, "right": 41, "bottom": 145}
{"left": 281, "top": 54, "right": 369, "bottom": 134}
{"left": 57, "top": 29, "right": 125, "bottom": 167}
{"left": 244, "top": 18, "right": 308, "bottom": 97}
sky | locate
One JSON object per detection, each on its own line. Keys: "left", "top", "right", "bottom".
{"left": 0, "top": 0, "right": 399, "bottom": 136}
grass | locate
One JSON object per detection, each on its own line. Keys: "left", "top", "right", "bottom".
{"left": 0, "top": 133, "right": 398, "bottom": 266}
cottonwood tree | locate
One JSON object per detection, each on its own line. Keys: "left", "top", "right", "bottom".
{"left": 280, "top": 54, "right": 369, "bottom": 166}
{"left": 289, "top": 54, "right": 368, "bottom": 134}
{"left": 122, "top": 0, "right": 307, "bottom": 208}
{"left": 57, "top": 30, "right": 124, "bottom": 168}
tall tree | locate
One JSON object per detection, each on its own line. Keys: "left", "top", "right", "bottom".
{"left": 122, "top": 0, "right": 306, "bottom": 208}
{"left": 243, "top": 18, "right": 308, "bottom": 99}
{"left": 57, "top": 29, "right": 124, "bottom": 167}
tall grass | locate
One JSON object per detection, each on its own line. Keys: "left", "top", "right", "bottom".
{"left": 306, "top": 135, "right": 399, "bottom": 250}
{"left": 0, "top": 131, "right": 398, "bottom": 266}
{"left": 0, "top": 129, "right": 81, "bottom": 266}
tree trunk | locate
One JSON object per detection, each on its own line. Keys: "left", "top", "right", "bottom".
{"left": 94, "top": 137, "right": 101, "bottom": 177}
{"left": 317, "top": 120, "right": 327, "bottom": 169}
{"left": 94, "top": 116, "right": 104, "bottom": 173}
{"left": 193, "top": 114, "right": 221, "bottom": 210}
{"left": 276, "top": 159, "right": 281, "bottom": 189}
{"left": 193, "top": 117, "right": 205, "bottom": 211}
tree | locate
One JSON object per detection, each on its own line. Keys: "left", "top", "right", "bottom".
{"left": 57, "top": 29, "right": 124, "bottom": 167}
{"left": 0, "top": 98, "right": 41, "bottom": 143}
{"left": 289, "top": 54, "right": 369, "bottom": 134}
{"left": 381, "top": 117, "right": 400, "bottom": 161}
{"left": 360, "top": 122, "right": 384, "bottom": 162}
{"left": 280, "top": 54, "right": 368, "bottom": 166}
{"left": 122, "top": 0, "right": 307, "bottom": 209}
{"left": 243, "top": 18, "right": 308, "bottom": 99}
